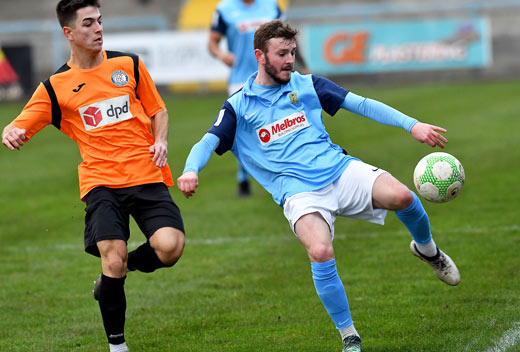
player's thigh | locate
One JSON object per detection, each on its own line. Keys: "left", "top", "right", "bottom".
{"left": 294, "top": 212, "right": 335, "bottom": 262}
{"left": 372, "top": 173, "right": 413, "bottom": 210}
{"left": 84, "top": 187, "right": 130, "bottom": 257}
{"left": 131, "top": 183, "right": 185, "bottom": 240}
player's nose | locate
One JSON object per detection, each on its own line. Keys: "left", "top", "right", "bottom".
{"left": 286, "top": 54, "right": 295, "bottom": 66}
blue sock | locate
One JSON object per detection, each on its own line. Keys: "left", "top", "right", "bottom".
{"left": 311, "top": 259, "right": 353, "bottom": 330}
{"left": 395, "top": 191, "right": 432, "bottom": 244}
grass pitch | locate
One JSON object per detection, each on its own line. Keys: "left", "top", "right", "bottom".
{"left": 0, "top": 79, "right": 519, "bottom": 351}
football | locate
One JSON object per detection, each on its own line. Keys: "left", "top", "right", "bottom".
{"left": 413, "top": 152, "right": 465, "bottom": 203}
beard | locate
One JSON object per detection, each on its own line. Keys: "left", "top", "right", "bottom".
{"left": 265, "top": 56, "right": 293, "bottom": 85}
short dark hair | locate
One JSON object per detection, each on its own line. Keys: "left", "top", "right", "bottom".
{"left": 56, "top": 0, "right": 101, "bottom": 28}
{"left": 254, "top": 19, "right": 298, "bottom": 53}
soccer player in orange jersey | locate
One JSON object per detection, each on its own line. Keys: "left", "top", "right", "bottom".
{"left": 1, "top": 1, "right": 185, "bottom": 351}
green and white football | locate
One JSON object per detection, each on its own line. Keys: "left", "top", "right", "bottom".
{"left": 413, "top": 152, "right": 465, "bottom": 203}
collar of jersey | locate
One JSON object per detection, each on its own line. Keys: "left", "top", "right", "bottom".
{"left": 67, "top": 50, "right": 107, "bottom": 72}
{"left": 242, "top": 71, "right": 293, "bottom": 103}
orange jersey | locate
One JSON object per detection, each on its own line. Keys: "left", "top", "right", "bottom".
{"left": 12, "top": 50, "right": 173, "bottom": 199}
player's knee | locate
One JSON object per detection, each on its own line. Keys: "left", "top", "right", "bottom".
{"left": 307, "top": 243, "right": 334, "bottom": 263}
{"left": 163, "top": 240, "right": 185, "bottom": 267}
{"left": 103, "top": 254, "right": 127, "bottom": 276}
{"left": 393, "top": 188, "right": 414, "bottom": 210}
{"left": 155, "top": 230, "right": 185, "bottom": 267}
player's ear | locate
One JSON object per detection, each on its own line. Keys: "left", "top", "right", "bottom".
{"left": 63, "top": 26, "right": 74, "bottom": 40}
{"left": 254, "top": 49, "right": 265, "bottom": 64}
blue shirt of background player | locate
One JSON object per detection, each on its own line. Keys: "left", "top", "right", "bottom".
{"left": 208, "top": 72, "right": 357, "bottom": 207}
{"left": 211, "top": 0, "right": 282, "bottom": 86}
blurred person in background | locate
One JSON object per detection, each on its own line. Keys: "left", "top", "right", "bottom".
{"left": 1, "top": 1, "right": 185, "bottom": 351}
{"left": 209, "top": 0, "right": 308, "bottom": 197}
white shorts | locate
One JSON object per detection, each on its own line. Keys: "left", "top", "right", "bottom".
{"left": 283, "top": 160, "right": 388, "bottom": 239}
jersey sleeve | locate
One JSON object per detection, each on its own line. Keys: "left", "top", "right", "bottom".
{"left": 342, "top": 92, "right": 418, "bottom": 132}
{"left": 183, "top": 133, "right": 220, "bottom": 173}
{"left": 210, "top": 9, "right": 227, "bottom": 34}
{"left": 311, "top": 75, "right": 349, "bottom": 116}
{"left": 135, "top": 57, "right": 165, "bottom": 118}
{"left": 11, "top": 83, "right": 53, "bottom": 141}
{"left": 207, "top": 100, "right": 237, "bottom": 155}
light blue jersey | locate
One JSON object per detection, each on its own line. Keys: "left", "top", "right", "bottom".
{"left": 211, "top": 0, "right": 282, "bottom": 86}
{"left": 208, "top": 72, "right": 355, "bottom": 206}
{"left": 181, "top": 70, "right": 441, "bottom": 339}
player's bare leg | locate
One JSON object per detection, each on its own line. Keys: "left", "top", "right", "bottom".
{"left": 127, "top": 227, "right": 185, "bottom": 272}
{"left": 372, "top": 173, "right": 414, "bottom": 211}
{"left": 98, "top": 239, "right": 128, "bottom": 277}
{"left": 295, "top": 212, "right": 362, "bottom": 351}
{"left": 295, "top": 212, "right": 334, "bottom": 263}
{"left": 149, "top": 227, "right": 185, "bottom": 267}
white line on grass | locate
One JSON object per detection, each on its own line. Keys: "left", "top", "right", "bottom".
{"left": 484, "top": 322, "right": 520, "bottom": 352}
{"left": 4, "top": 224, "right": 519, "bottom": 254}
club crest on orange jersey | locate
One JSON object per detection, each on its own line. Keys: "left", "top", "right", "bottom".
{"left": 111, "top": 70, "right": 129, "bottom": 87}
{"left": 289, "top": 92, "right": 298, "bottom": 105}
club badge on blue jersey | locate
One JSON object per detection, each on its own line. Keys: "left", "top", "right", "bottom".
{"left": 289, "top": 92, "right": 299, "bottom": 105}
{"left": 111, "top": 70, "right": 129, "bottom": 87}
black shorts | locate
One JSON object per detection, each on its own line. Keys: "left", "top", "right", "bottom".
{"left": 83, "top": 183, "right": 184, "bottom": 257}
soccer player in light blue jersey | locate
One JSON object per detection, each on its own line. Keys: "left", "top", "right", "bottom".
{"left": 209, "top": 0, "right": 307, "bottom": 197}
{"left": 183, "top": 20, "right": 460, "bottom": 352}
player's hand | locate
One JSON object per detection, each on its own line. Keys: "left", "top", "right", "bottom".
{"left": 411, "top": 122, "right": 448, "bottom": 148}
{"left": 2, "top": 126, "right": 26, "bottom": 150}
{"left": 177, "top": 171, "right": 199, "bottom": 199}
{"left": 150, "top": 141, "right": 168, "bottom": 168}
{"left": 219, "top": 52, "right": 235, "bottom": 67}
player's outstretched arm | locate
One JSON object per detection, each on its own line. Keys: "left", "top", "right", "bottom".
{"left": 341, "top": 91, "right": 447, "bottom": 148}
{"left": 410, "top": 122, "right": 448, "bottom": 148}
{"left": 177, "top": 133, "right": 220, "bottom": 199}
{"left": 2, "top": 124, "right": 26, "bottom": 150}
{"left": 341, "top": 92, "right": 418, "bottom": 132}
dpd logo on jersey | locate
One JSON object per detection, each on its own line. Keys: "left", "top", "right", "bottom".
{"left": 79, "top": 95, "right": 133, "bottom": 131}
{"left": 256, "top": 111, "right": 310, "bottom": 146}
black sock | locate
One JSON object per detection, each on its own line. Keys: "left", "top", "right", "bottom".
{"left": 98, "top": 274, "right": 126, "bottom": 345}
{"left": 127, "top": 241, "right": 165, "bottom": 273}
